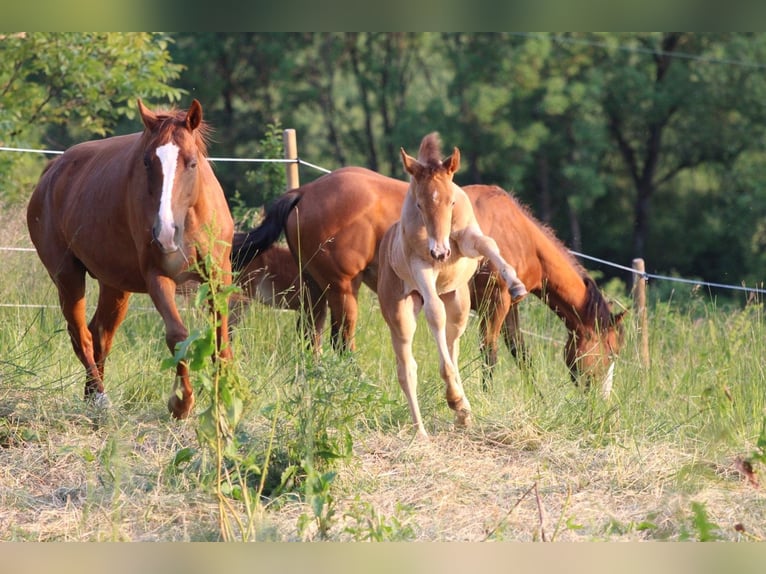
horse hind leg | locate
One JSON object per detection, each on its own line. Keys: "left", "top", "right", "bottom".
{"left": 88, "top": 284, "right": 132, "bottom": 405}
{"left": 327, "top": 279, "right": 360, "bottom": 353}
{"left": 297, "top": 274, "right": 327, "bottom": 353}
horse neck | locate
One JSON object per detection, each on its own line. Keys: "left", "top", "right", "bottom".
{"left": 532, "top": 232, "right": 599, "bottom": 334}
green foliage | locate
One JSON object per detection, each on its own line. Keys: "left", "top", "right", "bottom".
{"left": 343, "top": 499, "right": 417, "bottom": 541}
{"left": 679, "top": 502, "right": 724, "bottom": 541}
{"left": 242, "top": 122, "right": 287, "bottom": 208}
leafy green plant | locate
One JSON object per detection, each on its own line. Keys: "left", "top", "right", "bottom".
{"left": 343, "top": 499, "right": 417, "bottom": 541}
{"left": 297, "top": 465, "right": 337, "bottom": 540}
{"left": 243, "top": 121, "right": 288, "bottom": 207}
{"left": 679, "top": 501, "right": 723, "bottom": 541}
{"left": 161, "top": 237, "right": 259, "bottom": 541}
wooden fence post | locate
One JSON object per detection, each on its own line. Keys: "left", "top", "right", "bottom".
{"left": 632, "top": 258, "right": 650, "bottom": 369}
{"left": 283, "top": 128, "right": 299, "bottom": 191}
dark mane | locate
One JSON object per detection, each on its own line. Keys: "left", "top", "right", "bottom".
{"left": 508, "top": 189, "right": 587, "bottom": 275}
{"left": 583, "top": 275, "right": 616, "bottom": 329}
{"left": 506, "top": 188, "right": 614, "bottom": 327}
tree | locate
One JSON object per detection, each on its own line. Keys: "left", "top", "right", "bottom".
{"left": 0, "top": 32, "right": 183, "bottom": 203}
{"left": 598, "top": 33, "right": 766, "bottom": 262}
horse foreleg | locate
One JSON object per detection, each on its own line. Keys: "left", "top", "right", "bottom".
{"left": 379, "top": 261, "right": 428, "bottom": 439}
{"left": 472, "top": 272, "right": 508, "bottom": 390}
{"left": 460, "top": 230, "right": 528, "bottom": 301}
{"left": 90, "top": 284, "right": 132, "bottom": 381}
{"left": 147, "top": 273, "right": 194, "bottom": 419}
{"left": 502, "top": 303, "right": 529, "bottom": 366}
{"left": 52, "top": 262, "right": 105, "bottom": 402}
{"left": 438, "top": 288, "right": 472, "bottom": 428}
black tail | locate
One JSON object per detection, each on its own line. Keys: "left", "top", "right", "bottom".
{"left": 232, "top": 190, "right": 302, "bottom": 272}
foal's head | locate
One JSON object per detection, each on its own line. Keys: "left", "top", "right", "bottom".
{"left": 400, "top": 132, "right": 460, "bottom": 261}
{"left": 138, "top": 99, "right": 210, "bottom": 255}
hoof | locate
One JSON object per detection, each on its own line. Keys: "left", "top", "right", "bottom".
{"left": 87, "top": 392, "right": 112, "bottom": 411}
{"left": 168, "top": 392, "right": 195, "bottom": 420}
{"left": 510, "top": 283, "right": 528, "bottom": 304}
{"left": 454, "top": 407, "right": 473, "bottom": 428}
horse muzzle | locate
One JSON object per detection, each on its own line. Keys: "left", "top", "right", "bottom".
{"left": 152, "top": 219, "right": 183, "bottom": 254}
{"left": 428, "top": 239, "right": 451, "bottom": 261}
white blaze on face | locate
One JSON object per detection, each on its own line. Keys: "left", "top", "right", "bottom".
{"left": 600, "top": 361, "right": 615, "bottom": 399}
{"left": 155, "top": 142, "right": 180, "bottom": 252}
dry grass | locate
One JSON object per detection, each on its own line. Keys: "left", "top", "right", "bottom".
{"left": 2, "top": 397, "right": 763, "bottom": 542}
{"left": 1, "top": 204, "right": 765, "bottom": 542}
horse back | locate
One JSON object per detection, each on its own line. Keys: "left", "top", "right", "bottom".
{"left": 284, "top": 167, "right": 407, "bottom": 287}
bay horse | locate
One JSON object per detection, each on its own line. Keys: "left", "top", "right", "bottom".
{"left": 27, "top": 99, "right": 234, "bottom": 419}
{"left": 233, "top": 168, "right": 624, "bottom": 395}
{"left": 377, "top": 133, "right": 527, "bottom": 437}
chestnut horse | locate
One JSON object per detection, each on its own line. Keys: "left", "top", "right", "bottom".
{"left": 234, "top": 169, "right": 624, "bottom": 394}
{"left": 27, "top": 99, "right": 234, "bottom": 418}
{"left": 229, "top": 239, "right": 303, "bottom": 325}
{"left": 378, "top": 133, "right": 527, "bottom": 437}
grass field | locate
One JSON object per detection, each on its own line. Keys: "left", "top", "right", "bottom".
{"left": 1, "top": 205, "right": 764, "bottom": 542}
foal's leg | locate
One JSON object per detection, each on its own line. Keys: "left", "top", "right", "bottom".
{"left": 458, "top": 230, "right": 528, "bottom": 301}
{"left": 146, "top": 272, "right": 194, "bottom": 419}
{"left": 381, "top": 292, "right": 427, "bottom": 439}
{"left": 439, "top": 286, "right": 472, "bottom": 427}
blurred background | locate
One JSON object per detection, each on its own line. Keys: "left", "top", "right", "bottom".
{"left": 2, "top": 32, "right": 765, "bottom": 297}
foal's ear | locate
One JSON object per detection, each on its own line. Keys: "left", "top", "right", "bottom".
{"left": 400, "top": 147, "right": 420, "bottom": 177}
{"left": 137, "top": 99, "right": 158, "bottom": 131}
{"left": 442, "top": 146, "right": 460, "bottom": 175}
{"left": 186, "top": 99, "right": 203, "bottom": 131}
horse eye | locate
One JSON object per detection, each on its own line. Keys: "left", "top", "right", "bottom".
{"left": 188, "top": 159, "right": 198, "bottom": 169}
{"left": 143, "top": 156, "right": 151, "bottom": 170}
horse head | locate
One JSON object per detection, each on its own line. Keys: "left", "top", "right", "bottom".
{"left": 400, "top": 132, "right": 460, "bottom": 262}
{"left": 565, "top": 302, "right": 626, "bottom": 397}
{"left": 137, "top": 98, "right": 208, "bottom": 259}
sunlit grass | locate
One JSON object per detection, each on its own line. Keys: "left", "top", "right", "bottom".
{"left": 1, "top": 204, "right": 765, "bottom": 541}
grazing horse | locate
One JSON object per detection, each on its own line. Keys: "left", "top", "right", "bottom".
{"left": 27, "top": 99, "right": 234, "bottom": 418}
{"left": 377, "top": 133, "right": 527, "bottom": 437}
{"left": 229, "top": 238, "right": 303, "bottom": 325}
{"left": 233, "top": 170, "right": 624, "bottom": 394}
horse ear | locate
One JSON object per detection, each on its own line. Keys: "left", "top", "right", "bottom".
{"left": 443, "top": 146, "right": 460, "bottom": 175}
{"left": 137, "top": 99, "right": 157, "bottom": 130}
{"left": 612, "top": 310, "right": 628, "bottom": 325}
{"left": 400, "top": 148, "right": 420, "bottom": 177}
{"left": 186, "top": 99, "right": 203, "bottom": 131}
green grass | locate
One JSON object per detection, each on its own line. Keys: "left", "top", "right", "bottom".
{"left": 1, "top": 205, "right": 764, "bottom": 541}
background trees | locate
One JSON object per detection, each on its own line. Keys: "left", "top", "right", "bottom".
{"left": 0, "top": 32, "right": 182, "bottom": 201}
{"left": 2, "top": 32, "right": 765, "bottom": 291}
